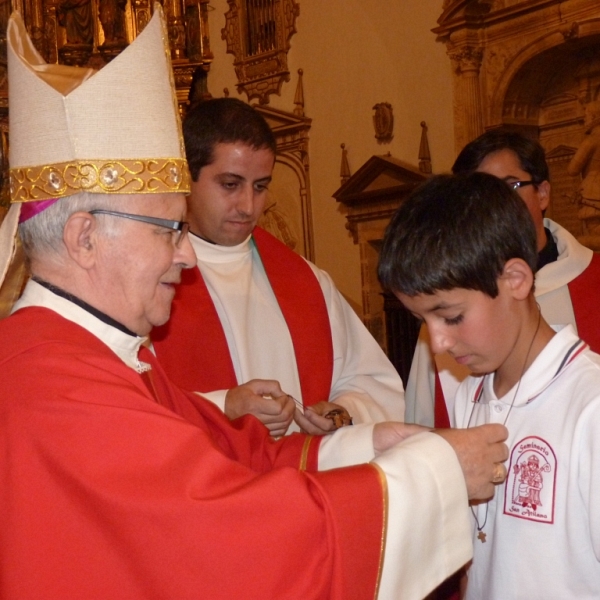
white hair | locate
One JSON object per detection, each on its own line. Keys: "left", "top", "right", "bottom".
{"left": 19, "top": 192, "right": 128, "bottom": 259}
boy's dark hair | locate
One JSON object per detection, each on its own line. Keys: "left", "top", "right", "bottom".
{"left": 183, "top": 98, "right": 277, "bottom": 181}
{"left": 378, "top": 172, "right": 538, "bottom": 298}
{"left": 452, "top": 130, "right": 550, "bottom": 183}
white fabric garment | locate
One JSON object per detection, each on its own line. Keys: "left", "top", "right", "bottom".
{"left": 191, "top": 233, "right": 405, "bottom": 432}
{"left": 13, "top": 279, "right": 149, "bottom": 371}
{"left": 405, "top": 219, "right": 594, "bottom": 427}
{"left": 455, "top": 325, "right": 600, "bottom": 599}
{"left": 15, "top": 278, "right": 472, "bottom": 600}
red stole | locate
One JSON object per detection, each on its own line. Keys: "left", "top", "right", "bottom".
{"left": 432, "top": 252, "right": 600, "bottom": 428}
{"left": 153, "top": 227, "right": 334, "bottom": 407}
{"left": 434, "top": 368, "right": 451, "bottom": 429}
{"left": 567, "top": 252, "right": 600, "bottom": 353}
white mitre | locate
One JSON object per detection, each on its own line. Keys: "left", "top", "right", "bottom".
{"left": 0, "top": 4, "right": 189, "bottom": 303}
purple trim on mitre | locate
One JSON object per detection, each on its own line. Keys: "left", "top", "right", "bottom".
{"left": 18, "top": 199, "right": 60, "bottom": 223}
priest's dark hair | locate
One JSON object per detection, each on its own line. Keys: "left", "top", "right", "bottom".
{"left": 183, "top": 98, "right": 277, "bottom": 181}
{"left": 452, "top": 129, "right": 549, "bottom": 184}
{"left": 377, "top": 172, "right": 538, "bottom": 299}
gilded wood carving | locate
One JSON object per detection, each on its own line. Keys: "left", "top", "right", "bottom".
{"left": 221, "top": 0, "right": 299, "bottom": 104}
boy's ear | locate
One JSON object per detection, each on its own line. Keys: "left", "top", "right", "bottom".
{"left": 62, "top": 211, "right": 98, "bottom": 269}
{"left": 500, "top": 258, "right": 534, "bottom": 300}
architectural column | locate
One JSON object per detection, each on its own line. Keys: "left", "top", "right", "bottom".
{"left": 449, "top": 46, "right": 484, "bottom": 153}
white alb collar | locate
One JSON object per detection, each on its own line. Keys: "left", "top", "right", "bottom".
{"left": 189, "top": 232, "right": 253, "bottom": 264}
{"left": 13, "top": 279, "right": 150, "bottom": 372}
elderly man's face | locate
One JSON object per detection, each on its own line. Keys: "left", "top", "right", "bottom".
{"left": 97, "top": 193, "right": 196, "bottom": 336}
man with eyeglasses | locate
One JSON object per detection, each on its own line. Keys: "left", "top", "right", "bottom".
{"left": 405, "top": 129, "right": 600, "bottom": 429}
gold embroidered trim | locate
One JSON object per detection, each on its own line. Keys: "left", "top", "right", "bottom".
{"left": 10, "top": 158, "right": 191, "bottom": 202}
{"left": 370, "top": 463, "right": 389, "bottom": 600}
{"left": 299, "top": 435, "right": 314, "bottom": 471}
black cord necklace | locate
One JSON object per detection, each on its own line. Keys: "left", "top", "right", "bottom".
{"left": 468, "top": 308, "right": 542, "bottom": 543}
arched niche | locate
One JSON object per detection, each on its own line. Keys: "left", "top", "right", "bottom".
{"left": 435, "top": 0, "right": 600, "bottom": 248}
{"left": 493, "top": 33, "right": 600, "bottom": 243}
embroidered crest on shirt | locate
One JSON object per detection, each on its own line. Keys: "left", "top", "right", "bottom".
{"left": 504, "top": 436, "right": 557, "bottom": 524}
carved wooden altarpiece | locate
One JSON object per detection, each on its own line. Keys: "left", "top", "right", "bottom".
{"left": 221, "top": 0, "right": 299, "bottom": 105}
{"left": 435, "top": 0, "right": 600, "bottom": 248}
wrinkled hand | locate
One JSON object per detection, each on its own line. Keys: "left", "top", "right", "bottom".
{"left": 434, "top": 424, "right": 509, "bottom": 501}
{"left": 293, "top": 401, "right": 351, "bottom": 435}
{"left": 372, "top": 422, "right": 431, "bottom": 455}
{"left": 224, "top": 379, "right": 295, "bottom": 437}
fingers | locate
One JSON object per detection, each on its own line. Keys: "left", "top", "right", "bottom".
{"left": 224, "top": 381, "right": 354, "bottom": 438}
{"left": 481, "top": 422, "right": 509, "bottom": 444}
{"left": 307, "top": 401, "right": 337, "bottom": 417}
{"left": 293, "top": 407, "right": 336, "bottom": 435}
{"left": 242, "top": 379, "right": 285, "bottom": 398}
{"left": 492, "top": 463, "right": 507, "bottom": 484}
{"left": 260, "top": 395, "right": 295, "bottom": 423}
{"left": 224, "top": 381, "right": 294, "bottom": 431}
{"left": 434, "top": 424, "right": 509, "bottom": 502}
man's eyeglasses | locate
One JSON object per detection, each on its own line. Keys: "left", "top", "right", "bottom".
{"left": 89, "top": 209, "right": 190, "bottom": 247}
{"left": 508, "top": 180, "right": 537, "bottom": 191}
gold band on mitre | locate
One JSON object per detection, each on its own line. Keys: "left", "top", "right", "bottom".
{"left": 10, "top": 158, "right": 191, "bottom": 203}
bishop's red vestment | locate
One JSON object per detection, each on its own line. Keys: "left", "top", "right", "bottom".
{"left": 0, "top": 307, "right": 386, "bottom": 599}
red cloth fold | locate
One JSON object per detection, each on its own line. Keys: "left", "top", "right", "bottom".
{"left": 0, "top": 307, "right": 385, "bottom": 599}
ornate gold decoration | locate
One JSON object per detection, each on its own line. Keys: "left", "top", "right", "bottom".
{"left": 10, "top": 158, "right": 190, "bottom": 202}
{"left": 221, "top": 0, "right": 300, "bottom": 104}
{"left": 14, "top": 1, "right": 213, "bottom": 98}
{"left": 0, "top": 1, "right": 212, "bottom": 209}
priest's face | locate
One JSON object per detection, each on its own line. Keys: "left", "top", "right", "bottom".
{"left": 187, "top": 142, "right": 275, "bottom": 246}
{"left": 94, "top": 193, "right": 196, "bottom": 336}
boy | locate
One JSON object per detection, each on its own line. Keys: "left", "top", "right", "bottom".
{"left": 379, "top": 172, "right": 600, "bottom": 599}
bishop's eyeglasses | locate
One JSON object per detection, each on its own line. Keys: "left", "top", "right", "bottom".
{"left": 89, "top": 209, "right": 190, "bottom": 247}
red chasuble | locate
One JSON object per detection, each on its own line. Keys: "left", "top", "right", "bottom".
{"left": 0, "top": 308, "right": 385, "bottom": 599}
{"left": 432, "top": 252, "right": 600, "bottom": 428}
{"left": 152, "top": 227, "right": 334, "bottom": 407}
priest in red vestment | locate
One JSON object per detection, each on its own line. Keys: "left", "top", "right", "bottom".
{"left": 0, "top": 7, "right": 509, "bottom": 599}
{"left": 152, "top": 98, "right": 405, "bottom": 438}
